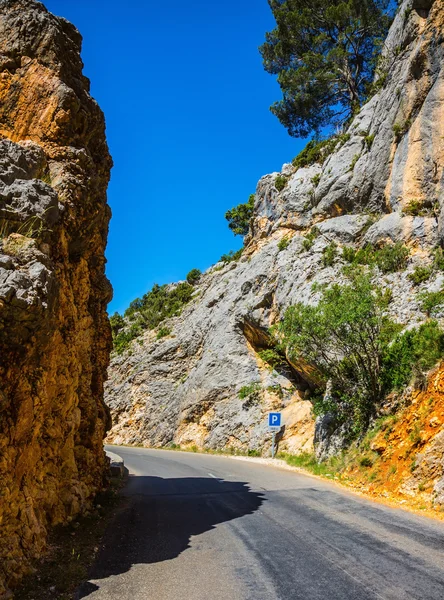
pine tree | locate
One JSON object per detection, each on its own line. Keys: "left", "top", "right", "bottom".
{"left": 260, "top": 0, "right": 394, "bottom": 137}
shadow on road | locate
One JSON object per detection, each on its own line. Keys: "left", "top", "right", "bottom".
{"left": 76, "top": 475, "right": 264, "bottom": 598}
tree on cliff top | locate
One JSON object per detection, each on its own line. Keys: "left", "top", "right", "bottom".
{"left": 260, "top": 0, "right": 394, "bottom": 137}
{"left": 225, "top": 194, "right": 255, "bottom": 237}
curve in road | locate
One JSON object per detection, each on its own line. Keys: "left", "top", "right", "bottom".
{"left": 76, "top": 446, "right": 444, "bottom": 600}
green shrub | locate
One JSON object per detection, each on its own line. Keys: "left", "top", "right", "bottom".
{"left": 247, "top": 449, "right": 261, "bottom": 457}
{"left": 377, "top": 287, "right": 394, "bottom": 306}
{"left": 238, "top": 383, "right": 262, "bottom": 407}
{"left": 278, "top": 237, "right": 290, "bottom": 252}
{"left": 156, "top": 326, "right": 171, "bottom": 340}
{"left": 419, "top": 290, "right": 444, "bottom": 316}
{"left": 302, "top": 226, "right": 320, "bottom": 251}
{"left": 349, "top": 154, "right": 360, "bottom": 171}
{"left": 109, "top": 312, "right": 125, "bottom": 337}
{"left": 114, "top": 281, "right": 195, "bottom": 353}
{"left": 353, "top": 244, "right": 376, "bottom": 266}
{"left": 310, "top": 390, "right": 341, "bottom": 418}
{"left": 368, "top": 66, "right": 388, "bottom": 97}
{"left": 382, "top": 321, "right": 444, "bottom": 391}
{"left": 292, "top": 135, "right": 350, "bottom": 170}
{"left": 126, "top": 282, "right": 194, "bottom": 325}
{"left": 374, "top": 242, "right": 409, "bottom": 273}
{"left": 220, "top": 248, "right": 243, "bottom": 263}
{"left": 393, "top": 119, "right": 411, "bottom": 141}
{"left": 340, "top": 242, "right": 409, "bottom": 273}
{"left": 275, "top": 175, "right": 289, "bottom": 191}
{"left": 342, "top": 246, "right": 357, "bottom": 263}
{"left": 277, "top": 274, "right": 444, "bottom": 434}
{"left": 359, "top": 456, "right": 373, "bottom": 468}
{"left": 408, "top": 266, "right": 432, "bottom": 286}
{"left": 267, "top": 384, "right": 284, "bottom": 399}
{"left": 186, "top": 268, "right": 201, "bottom": 285}
{"left": 365, "top": 49, "right": 392, "bottom": 99}
{"left": 278, "top": 273, "right": 402, "bottom": 432}
{"left": 433, "top": 248, "right": 444, "bottom": 271}
{"left": 311, "top": 173, "right": 321, "bottom": 187}
{"left": 409, "top": 424, "right": 422, "bottom": 447}
{"left": 342, "top": 244, "right": 374, "bottom": 268}
{"left": 258, "top": 348, "right": 285, "bottom": 369}
{"left": 404, "top": 7, "right": 412, "bottom": 22}
{"left": 392, "top": 123, "right": 402, "bottom": 139}
{"left": 225, "top": 194, "right": 254, "bottom": 236}
{"left": 322, "top": 242, "right": 338, "bottom": 267}
{"left": 113, "top": 323, "right": 143, "bottom": 355}
{"left": 238, "top": 383, "right": 261, "bottom": 399}
{"left": 404, "top": 199, "right": 427, "bottom": 217}
{"left": 293, "top": 139, "right": 331, "bottom": 169}
{"left": 365, "top": 134, "right": 375, "bottom": 149}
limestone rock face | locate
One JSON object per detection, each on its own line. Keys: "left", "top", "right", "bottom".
{"left": 247, "top": 0, "right": 444, "bottom": 241}
{"left": 106, "top": 0, "right": 444, "bottom": 494}
{"left": 0, "top": 1, "right": 112, "bottom": 596}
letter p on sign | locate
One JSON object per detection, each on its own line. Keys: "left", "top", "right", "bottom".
{"left": 268, "top": 412, "right": 282, "bottom": 428}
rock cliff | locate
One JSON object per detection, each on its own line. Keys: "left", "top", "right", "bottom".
{"left": 0, "top": 1, "right": 112, "bottom": 597}
{"left": 106, "top": 1, "right": 444, "bottom": 498}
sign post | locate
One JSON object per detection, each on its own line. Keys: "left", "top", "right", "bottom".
{"left": 268, "top": 412, "right": 282, "bottom": 459}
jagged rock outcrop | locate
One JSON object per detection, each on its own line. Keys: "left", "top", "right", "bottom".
{"left": 106, "top": 0, "right": 444, "bottom": 495}
{"left": 0, "top": 1, "right": 112, "bottom": 597}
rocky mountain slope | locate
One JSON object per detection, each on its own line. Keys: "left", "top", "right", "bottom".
{"left": 0, "top": 1, "right": 112, "bottom": 597}
{"left": 106, "top": 0, "right": 444, "bottom": 501}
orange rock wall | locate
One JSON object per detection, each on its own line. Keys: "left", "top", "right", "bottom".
{"left": 339, "top": 363, "right": 444, "bottom": 513}
{"left": 0, "top": 2, "right": 112, "bottom": 597}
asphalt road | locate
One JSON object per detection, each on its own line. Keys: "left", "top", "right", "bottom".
{"left": 76, "top": 446, "right": 444, "bottom": 600}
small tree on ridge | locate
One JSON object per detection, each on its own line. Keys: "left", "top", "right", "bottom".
{"left": 225, "top": 194, "right": 255, "bottom": 237}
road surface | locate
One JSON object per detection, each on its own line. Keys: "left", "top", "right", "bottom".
{"left": 76, "top": 446, "right": 444, "bottom": 600}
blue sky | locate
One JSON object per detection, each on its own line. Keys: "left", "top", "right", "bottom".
{"left": 43, "top": 0, "right": 306, "bottom": 314}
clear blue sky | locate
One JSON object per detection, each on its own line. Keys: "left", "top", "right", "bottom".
{"left": 43, "top": 0, "right": 306, "bottom": 314}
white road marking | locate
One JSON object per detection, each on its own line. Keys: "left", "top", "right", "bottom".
{"left": 208, "top": 473, "right": 218, "bottom": 479}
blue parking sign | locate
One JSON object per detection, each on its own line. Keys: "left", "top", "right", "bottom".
{"left": 268, "top": 412, "right": 282, "bottom": 427}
